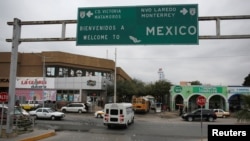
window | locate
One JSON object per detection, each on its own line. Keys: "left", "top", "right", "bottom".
{"left": 75, "top": 104, "right": 82, "bottom": 107}
{"left": 76, "top": 70, "right": 83, "bottom": 77}
{"left": 85, "top": 70, "right": 94, "bottom": 76}
{"left": 46, "top": 67, "right": 55, "bottom": 77}
{"left": 70, "top": 69, "right": 75, "bottom": 77}
{"left": 195, "top": 110, "right": 201, "bottom": 114}
{"left": 45, "top": 65, "right": 113, "bottom": 78}
{"left": 126, "top": 107, "right": 133, "bottom": 114}
{"left": 58, "top": 67, "right": 68, "bottom": 77}
{"left": 37, "top": 109, "right": 42, "bottom": 112}
{"left": 142, "top": 100, "right": 145, "bottom": 104}
{"left": 110, "top": 109, "right": 118, "bottom": 115}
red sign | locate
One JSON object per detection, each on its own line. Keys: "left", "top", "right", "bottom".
{"left": 196, "top": 95, "right": 206, "bottom": 106}
{"left": 0, "top": 92, "right": 8, "bottom": 102}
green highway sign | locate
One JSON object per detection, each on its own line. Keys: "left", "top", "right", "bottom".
{"left": 76, "top": 4, "right": 198, "bottom": 45}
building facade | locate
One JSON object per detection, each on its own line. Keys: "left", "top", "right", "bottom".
{"left": 0, "top": 51, "right": 132, "bottom": 108}
{"left": 170, "top": 85, "right": 250, "bottom": 112}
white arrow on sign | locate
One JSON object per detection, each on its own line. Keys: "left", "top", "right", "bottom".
{"left": 180, "top": 8, "right": 188, "bottom": 15}
{"left": 86, "top": 11, "right": 93, "bottom": 18}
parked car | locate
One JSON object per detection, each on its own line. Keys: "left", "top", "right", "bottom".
{"left": 182, "top": 108, "right": 217, "bottom": 122}
{"left": 60, "top": 103, "right": 87, "bottom": 113}
{"left": 213, "top": 109, "right": 230, "bottom": 118}
{"left": 0, "top": 105, "right": 33, "bottom": 126}
{"left": 94, "top": 110, "right": 104, "bottom": 118}
{"left": 29, "top": 107, "right": 65, "bottom": 120}
{"left": 15, "top": 106, "right": 30, "bottom": 116}
{"left": 1, "top": 105, "right": 30, "bottom": 117}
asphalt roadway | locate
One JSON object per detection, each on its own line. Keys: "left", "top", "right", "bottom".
{"left": 1, "top": 111, "right": 241, "bottom": 141}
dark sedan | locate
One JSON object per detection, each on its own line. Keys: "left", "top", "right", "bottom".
{"left": 182, "top": 108, "right": 217, "bottom": 122}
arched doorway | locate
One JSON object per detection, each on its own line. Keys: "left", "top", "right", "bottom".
{"left": 174, "top": 95, "right": 184, "bottom": 111}
{"left": 228, "top": 94, "right": 244, "bottom": 112}
{"left": 208, "top": 95, "right": 226, "bottom": 110}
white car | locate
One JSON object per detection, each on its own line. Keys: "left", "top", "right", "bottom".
{"left": 213, "top": 109, "right": 230, "bottom": 118}
{"left": 29, "top": 107, "right": 65, "bottom": 120}
{"left": 94, "top": 110, "right": 104, "bottom": 118}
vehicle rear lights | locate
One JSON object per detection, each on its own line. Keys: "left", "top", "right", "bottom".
{"left": 120, "top": 114, "right": 124, "bottom": 122}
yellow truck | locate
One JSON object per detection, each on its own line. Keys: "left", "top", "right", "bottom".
{"left": 132, "top": 96, "right": 150, "bottom": 113}
{"left": 20, "top": 100, "right": 43, "bottom": 111}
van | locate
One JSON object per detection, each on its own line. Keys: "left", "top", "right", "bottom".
{"left": 103, "top": 103, "right": 134, "bottom": 129}
{"left": 60, "top": 103, "right": 87, "bottom": 113}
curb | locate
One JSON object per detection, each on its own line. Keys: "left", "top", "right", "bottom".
{"left": 19, "top": 131, "right": 56, "bottom": 141}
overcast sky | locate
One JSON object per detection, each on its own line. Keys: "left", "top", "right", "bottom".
{"left": 0, "top": 0, "right": 250, "bottom": 86}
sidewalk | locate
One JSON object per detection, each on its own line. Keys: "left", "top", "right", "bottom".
{"left": 157, "top": 111, "right": 179, "bottom": 118}
{"left": 2, "top": 128, "right": 55, "bottom": 141}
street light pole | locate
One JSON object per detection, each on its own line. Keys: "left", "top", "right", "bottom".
{"left": 32, "top": 52, "right": 48, "bottom": 108}
{"left": 42, "top": 56, "right": 45, "bottom": 108}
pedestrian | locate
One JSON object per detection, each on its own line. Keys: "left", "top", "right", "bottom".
{"left": 85, "top": 103, "right": 89, "bottom": 112}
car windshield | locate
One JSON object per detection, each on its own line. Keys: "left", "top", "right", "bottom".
{"left": 5, "top": 107, "right": 22, "bottom": 115}
{"left": 13, "top": 108, "right": 22, "bottom": 114}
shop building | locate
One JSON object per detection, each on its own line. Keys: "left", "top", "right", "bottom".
{"left": 227, "top": 86, "right": 250, "bottom": 112}
{"left": 0, "top": 51, "right": 132, "bottom": 108}
{"left": 170, "top": 85, "right": 250, "bottom": 112}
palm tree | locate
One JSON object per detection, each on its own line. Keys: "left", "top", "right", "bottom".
{"left": 236, "top": 95, "right": 250, "bottom": 123}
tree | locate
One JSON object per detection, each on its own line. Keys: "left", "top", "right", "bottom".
{"left": 242, "top": 73, "right": 250, "bottom": 86}
{"left": 116, "top": 80, "right": 133, "bottom": 102}
{"left": 151, "top": 80, "right": 172, "bottom": 105}
{"left": 144, "top": 83, "right": 155, "bottom": 96}
{"left": 236, "top": 95, "right": 250, "bottom": 123}
{"left": 115, "top": 79, "right": 146, "bottom": 102}
{"left": 190, "top": 80, "right": 202, "bottom": 85}
{"left": 131, "top": 79, "right": 146, "bottom": 96}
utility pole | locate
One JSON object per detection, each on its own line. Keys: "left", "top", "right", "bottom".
{"left": 6, "top": 18, "right": 21, "bottom": 134}
{"left": 42, "top": 56, "right": 45, "bottom": 108}
{"left": 32, "top": 52, "right": 50, "bottom": 108}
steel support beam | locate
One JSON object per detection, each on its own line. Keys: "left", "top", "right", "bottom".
{"left": 5, "top": 15, "right": 250, "bottom": 42}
